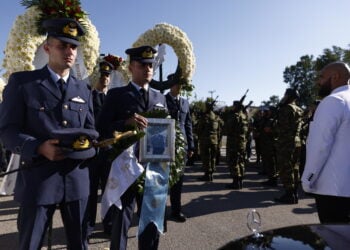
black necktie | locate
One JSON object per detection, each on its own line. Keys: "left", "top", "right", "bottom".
{"left": 140, "top": 88, "right": 148, "bottom": 105}
{"left": 175, "top": 97, "right": 180, "bottom": 109}
{"left": 57, "top": 78, "right": 66, "bottom": 96}
{"left": 98, "top": 92, "right": 105, "bottom": 104}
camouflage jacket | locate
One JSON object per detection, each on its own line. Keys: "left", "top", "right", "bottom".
{"left": 275, "top": 101, "right": 303, "bottom": 147}
{"left": 197, "top": 110, "right": 219, "bottom": 144}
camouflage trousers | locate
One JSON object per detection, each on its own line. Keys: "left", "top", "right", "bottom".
{"left": 199, "top": 142, "right": 217, "bottom": 174}
{"left": 226, "top": 146, "right": 245, "bottom": 178}
{"left": 276, "top": 145, "right": 300, "bottom": 189}
{"left": 261, "top": 143, "right": 277, "bottom": 179}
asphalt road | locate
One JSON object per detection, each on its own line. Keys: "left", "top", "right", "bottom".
{"left": 0, "top": 155, "right": 319, "bottom": 250}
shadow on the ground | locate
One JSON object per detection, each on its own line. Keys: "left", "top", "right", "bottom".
{"left": 181, "top": 160, "right": 316, "bottom": 219}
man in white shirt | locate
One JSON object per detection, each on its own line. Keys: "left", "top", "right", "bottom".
{"left": 301, "top": 61, "right": 350, "bottom": 223}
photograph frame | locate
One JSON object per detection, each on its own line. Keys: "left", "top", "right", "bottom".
{"left": 139, "top": 118, "right": 175, "bottom": 163}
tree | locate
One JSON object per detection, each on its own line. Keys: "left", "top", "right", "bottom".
{"left": 314, "top": 46, "right": 344, "bottom": 71}
{"left": 261, "top": 95, "right": 280, "bottom": 107}
{"left": 283, "top": 55, "right": 316, "bottom": 108}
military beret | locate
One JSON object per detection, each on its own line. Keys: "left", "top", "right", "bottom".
{"left": 50, "top": 128, "right": 99, "bottom": 159}
{"left": 99, "top": 61, "right": 114, "bottom": 75}
{"left": 125, "top": 45, "right": 157, "bottom": 63}
{"left": 42, "top": 18, "right": 85, "bottom": 46}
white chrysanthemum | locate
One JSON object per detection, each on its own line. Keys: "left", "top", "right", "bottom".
{"left": 89, "top": 57, "right": 129, "bottom": 88}
{"left": 132, "top": 23, "right": 196, "bottom": 83}
{"left": 0, "top": 77, "right": 6, "bottom": 102}
{"left": 80, "top": 17, "right": 100, "bottom": 76}
{"left": 2, "top": 6, "right": 100, "bottom": 81}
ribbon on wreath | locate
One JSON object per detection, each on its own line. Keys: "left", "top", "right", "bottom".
{"left": 0, "top": 153, "right": 20, "bottom": 195}
{"left": 100, "top": 146, "right": 144, "bottom": 219}
{"left": 138, "top": 161, "right": 170, "bottom": 235}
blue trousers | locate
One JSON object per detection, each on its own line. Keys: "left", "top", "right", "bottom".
{"left": 18, "top": 198, "right": 88, "bottom": 250}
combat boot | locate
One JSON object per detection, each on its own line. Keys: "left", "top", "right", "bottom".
{"left": 274, "top": 190, "right": 298, "bottom": 204}
{"left": 262, "top": 177, "right": 278, "bottom": 187}
{"left": 198, "top": 172, "right": 211, "bottom": 182}
{"left": 293, "top": 186, "right": 299, "bottom": 202}
{"left": 226, "top": 177, "right": 242, "bottom": 190}
{"left": 238, "top": 176, "right": 243, "bottom": 189}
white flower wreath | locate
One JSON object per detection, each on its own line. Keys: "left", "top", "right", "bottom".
{"left": 89, "top": 55, "right": 129, "bottom": 89}
{"left": 0, "top": 77, "right": 5, "bottom": 102}
{"left": 1, "top": 6, "right": 100, "bottom": 81}
{"left": 132, "top": 23, "right": 196, "bottom": 86}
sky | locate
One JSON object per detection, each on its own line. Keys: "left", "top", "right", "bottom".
{"left": 1, "top": 0, "right": 350, "bottom": 107}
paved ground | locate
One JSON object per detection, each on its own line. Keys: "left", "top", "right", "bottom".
{"left": 0, "top": 155, "right": 319, "bottom": 250}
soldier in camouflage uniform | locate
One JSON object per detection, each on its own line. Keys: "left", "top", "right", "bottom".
{"left": 252, "top": 110, "right": 263, "bottom": 166}
{"left": 274, "top": 88, "right": 303, "bottom": 204}
{"left": 299, "top": 100, "right": 319, "bottom": 178}
{"left": 225, "top": 101, "right": 249, "bottom": 189}
{"left": 260, "top": 106, "right": 278, "bottom": 186}
{"left": 197, "top": 99, "right": 220, "bottom": 181}
{"left": 215, "top": 110, "right": 225, "bottom": 165}
{"left": 187, "top": 108, "right": 199, "bottom": 166}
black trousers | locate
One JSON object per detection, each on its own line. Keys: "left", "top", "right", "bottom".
{"left": 138, "top": 222, "right": 160, "bottom": 250}
{"left": 109, "top": 187, "right": 160, "bottom": 250}
{"left": 170, "top": 174, "right": 184, "bottom": 214}
{"left": 314, "top": 194, "right": 350, "bottom": 224}
{"left": 86, "top": 150, "right": 111, "bottom": 235}
{"left": 110, "top": 187, "right": 136, "bottom": 250}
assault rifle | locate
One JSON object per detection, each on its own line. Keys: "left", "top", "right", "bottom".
{"left": 206, "top": 96, "right": 219, "bottom": 111}
{"left": 239, "top": 89, "right": 249, "bottom": 105}
{"left": 244, "top": 100, "right": 253, "bottom": 111}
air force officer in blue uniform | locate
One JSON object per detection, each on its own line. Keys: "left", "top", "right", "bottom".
{"left": 165, "top": 75, "right": 194, "bottom": 222}
{"left": 97, "top": 45, "right": 167, "bottom": 250}
{"left": 0, "top": 18, "right": 96, "bottom": 249}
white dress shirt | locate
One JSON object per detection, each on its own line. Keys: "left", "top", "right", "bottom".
{"left": 301, "top": 85, "right": 350, "bottom": 197}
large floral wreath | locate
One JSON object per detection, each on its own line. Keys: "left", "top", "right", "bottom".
{"left": 132, "top": 23, "right": 196, "bottom": 93}
{"left": 0, "top": 78, "right": 5, "bottom": 102}
{"left": 1, "top": 5, "right": 99, "bottom": 81}
{"left": 89, "top": 53, "right": 129, "bottom": 89}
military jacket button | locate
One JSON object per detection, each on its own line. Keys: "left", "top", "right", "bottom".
{"left": 62, "top": 120, "right": 68, "bottom": 126}
{"left": 63, "top": 104, "right": 68, "bottom": 110}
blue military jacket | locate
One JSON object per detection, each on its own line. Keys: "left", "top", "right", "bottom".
{"left": 0, "top": 66, "right": 95, "bottom": 205}
{"left": 97, "top": 83, "right": 167, "bottom": 139}
{"left": 165, "top": 93, "right": 194, "bottom": 151}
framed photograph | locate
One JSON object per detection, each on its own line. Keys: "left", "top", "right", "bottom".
{"left": 139, "top": 118, "right": 175, "bottom": 162}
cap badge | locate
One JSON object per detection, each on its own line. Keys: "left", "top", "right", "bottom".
{"left": 63, "top": 22, "right": 78, "bottom": 37}
{"left": 141, "top": 49, "right": 154, "bottom": 59}
{"left": 102, "top": 65, "right": 110, "bottom": 71}
{"left": 72, "top": 136, "right": 91, "bottom": 150}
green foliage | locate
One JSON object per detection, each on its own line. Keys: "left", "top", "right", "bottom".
{"left": 261, "top": 95, "right": 280, "bottom": 107}
{"left": 181, "top": 82, "right": 195, "bottom": 97}
{"left": 190, "top": 99, "right": 206, "bottom": 114}
{"left": 108, "top": 130, "right": 145, "bottom": 162}
{"left": 282, "top": 45, "right": 350, "bottom": 108}
{"left": 314, "top": 46, "right": 344, "bottom": 71}
{"left": 283, "top": 55, "right": 317, "bottom": 108}
{"left": 168, "top": 124, "right": 186, "bottom": 187}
